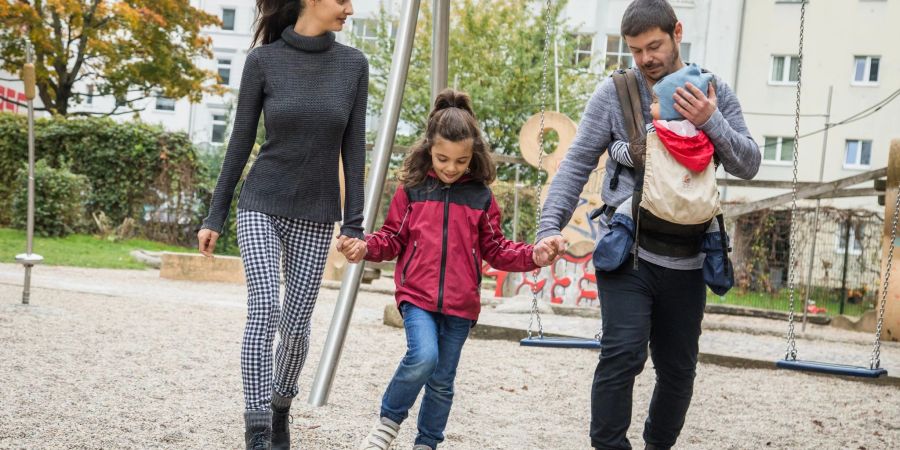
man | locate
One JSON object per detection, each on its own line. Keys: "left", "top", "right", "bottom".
{"left": 532, "top": 1, "right": 760, "bottom": 449}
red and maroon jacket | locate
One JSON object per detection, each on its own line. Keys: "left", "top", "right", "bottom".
{"left": 364, "top": 172, "right": 538, "bottom": 321}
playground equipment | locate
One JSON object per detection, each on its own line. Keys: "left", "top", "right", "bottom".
{"left": 15, "top": 41, "right": 43, "bottom": 305}
{"left": 518, "top": 0, "right": 601, "bottom": 350}
{"left": 776, "top": 0, "right": 890, "bottom": 378}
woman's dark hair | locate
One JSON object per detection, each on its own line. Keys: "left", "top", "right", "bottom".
{"left": 399, "top": 89, "right": 496, "bottom": 187}
{"left": 621, "top": 0, "right": 678, "bottom": 38}
{"left": 253, "top": 0, "right": 305, "bottom": 46}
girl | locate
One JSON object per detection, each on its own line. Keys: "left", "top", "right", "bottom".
{"left": 340, "top": 89, "right": 548, "bottom": 450}
{"left": 196, "top": 0, "right": 367, "bottom": 448}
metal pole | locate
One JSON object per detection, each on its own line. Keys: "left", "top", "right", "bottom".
{"left": 839, "top": 214, "right": 851, "bottom": 315}
{"left": 308, "top": 0, "right": 422, "bottom": 407}
{"left": 801, "top": 86, "right": 833, "bottom": 331}
{"left": 16, "top": 41, "right": 43, "bottom": 304}
{"left": 431, "top": 0, "right": 450, "bottom": 101}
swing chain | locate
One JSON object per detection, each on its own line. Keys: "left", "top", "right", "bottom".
{"left": 871, "top": 187, "right": 900, "bottom": 369}
{"left": 784, "top": 0, "right": 806, "bottom": 361}
{"left": 526, "top": 0, "right": 555, "bottom": 340}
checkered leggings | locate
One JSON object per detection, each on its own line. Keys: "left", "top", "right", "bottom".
{"left": 236, "top": 208, "right": 333, "bottom": 411}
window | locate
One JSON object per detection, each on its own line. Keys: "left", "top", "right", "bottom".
{"left": 211, "top": 113, "right": 227, "bottom": 143}
{"left": 86, "top": 84, "right": 94, "bottom": 105}
{"left": 570, "top": 33, "right": 593, "bottom": 67}
{"left": 353, "top": 18, "right": 379, "bottom": 43}
{"left": 762, "top": 137, "right": 794, "bottom": 164}
{"left": 222, "top": 9, "right": 236, "bottom": 31}
{"left": 680, "top": 42, "right": 691, "bottom": 63}
{"left": 770, "top": 55, "right": 800, "bottom": 84}
{"left": 605, "top": 35, "right": 633, "bottom": 72}
{"left": 844, "top": 139, "right": 872, "bottom": 169}
{"left": 852, "top": 56, "right": 879, "bottom": 84}
{"left": 217, "top": 57, "right": 232, "bottom": 85}
{"left": 155, "top": 95, "right": 176, "bottom": 112}
{"left": 836, "top": 222, "right": 863, "bottom": 255}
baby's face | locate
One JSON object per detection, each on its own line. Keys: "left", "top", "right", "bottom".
{"left": 651, "top": 100, "right": 660, "bottom": 120}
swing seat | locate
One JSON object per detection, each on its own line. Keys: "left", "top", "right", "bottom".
{"left": 520, "top": 336, "right": 602, "bottom": 350}
{"left": 775, "top": 359, "right": 888, "bottom": 378}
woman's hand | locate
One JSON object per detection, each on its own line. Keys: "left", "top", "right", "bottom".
{"left": 337, "top": 236, "right": 367, "bottom": 263}
{"left": 198, "top": 228, "right": 220, "bottom": 257}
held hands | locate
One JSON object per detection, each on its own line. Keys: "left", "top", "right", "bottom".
{"left": 673, "top": 82, "right": 717, "bottom": 127}
{"left": 336, "top": 235, "right": 367, "bottom": 264}
{"left": 533, "top": 235, "right": 567, "bottom": 267}
{"left": 197, "top": 228, "right": 219, "bottom": 257}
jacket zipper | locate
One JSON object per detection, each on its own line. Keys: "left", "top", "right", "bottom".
{"left": 437, "top": 185, "right": 451, "bottom": 312}
{"left": 472, "top": 248, "right": 481, "bottom": 287}
{"left": 401, "top": 241, "right": 417, "bottom": 286}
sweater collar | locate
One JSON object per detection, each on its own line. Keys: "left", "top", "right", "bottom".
{"left": 281, "top": 26, "right": 335, "bottom": 53}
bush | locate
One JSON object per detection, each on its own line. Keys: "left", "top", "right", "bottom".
{"left": 12, "top": 159, "right": 91, "bottom": 237}
{"left": 0, "top": 113, "right": 201, "bottom": 244}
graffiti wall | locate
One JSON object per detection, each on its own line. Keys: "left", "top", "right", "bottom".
{"left": 484, "top": 111, "right": 607, "bottom": 307}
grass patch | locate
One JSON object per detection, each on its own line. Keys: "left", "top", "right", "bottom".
{"left": 709, "top": 287, "right": 874, "bottom": 318}
{"left": 0, "top": 228, "right": 192, "bottom": 270}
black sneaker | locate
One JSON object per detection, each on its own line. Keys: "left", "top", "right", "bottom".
{"left": 272, "top": 406, "right": 291, "bottom": 450}
{"left": 245, "top": 425, "right": 272, "bottom": 450}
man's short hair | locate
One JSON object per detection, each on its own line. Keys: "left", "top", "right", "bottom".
{"left": 621, "top": 0, "right": 679, "bottom": 37}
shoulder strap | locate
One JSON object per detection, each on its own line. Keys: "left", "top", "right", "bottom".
{"left": 611, "top": 69, "right": 646, "bottom": 145}
{"left": 611, "top": 69, "right": 647, "bottom": 170}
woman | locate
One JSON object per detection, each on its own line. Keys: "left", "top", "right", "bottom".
{"left": 196, "top": 0, "right": 366, "bottom": 448}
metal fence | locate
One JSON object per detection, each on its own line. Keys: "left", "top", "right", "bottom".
{"left": 720, "top": 206, "right": 884, "bottom": 317}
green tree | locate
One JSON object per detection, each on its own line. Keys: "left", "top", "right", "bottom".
{"left": 0, "top": 0, "right": 224, "bottom": 116}
{"left": 352, "top": 0, "right": 596, "bottom": 184}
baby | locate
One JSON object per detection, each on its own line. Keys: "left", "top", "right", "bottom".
{"left": 595, "top": 64, "right": 731, "bottom": 295}
{"left": 608, "top": 63, "right": 715, "bottom": 172}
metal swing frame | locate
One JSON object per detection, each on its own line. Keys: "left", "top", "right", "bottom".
{"left": 519, "top": 0, "right": 601, "bottom": 351}
{"left": 777, "top": 0, "right": 890, "bottom": 379}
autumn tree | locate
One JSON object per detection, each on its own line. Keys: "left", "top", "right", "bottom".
{"left": 0, "top": 0, "right": 224, "bottom": 116}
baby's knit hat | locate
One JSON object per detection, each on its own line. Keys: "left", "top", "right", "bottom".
{"left": 653, "top": 63, "right": 714, "bottom": 121}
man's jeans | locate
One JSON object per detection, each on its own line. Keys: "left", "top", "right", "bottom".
{"left": 592, "top": 257, "right": 706, "bottom": 450}
{"left": 381, "top": 302, "right": 471, "bottom": 449}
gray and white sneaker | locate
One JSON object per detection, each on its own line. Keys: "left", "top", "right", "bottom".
{"left": 359, "top": 417, "right": 401, "bottom": 450}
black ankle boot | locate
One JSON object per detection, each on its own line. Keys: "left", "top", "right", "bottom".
{"left": 245, "top": 425, "right": 272, "bottom": 450}
{"left": 272, "top": 405, "right": 291, "bottom": 450}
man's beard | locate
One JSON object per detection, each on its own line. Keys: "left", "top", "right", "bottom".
{"left": 642, "top": 43, "right": 680, "bottom": 82}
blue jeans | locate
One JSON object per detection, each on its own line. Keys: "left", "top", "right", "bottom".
{"left": 381, "top": 302, "right": 472, "bottom": 449}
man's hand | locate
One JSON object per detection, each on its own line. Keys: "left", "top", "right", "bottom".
{"left": 197, "top": 228, "right": 219, "bottom": 257}
{"left": 533, "top": 235, "right": 567, "bottom": 267}
{"left": 673, "top": 82, "right": 717, "bottom": 127}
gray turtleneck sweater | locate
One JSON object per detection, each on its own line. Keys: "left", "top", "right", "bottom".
{"left": 202, "top": 27, "right": 368, "bottom": 239}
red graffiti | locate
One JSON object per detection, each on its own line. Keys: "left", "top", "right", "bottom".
{"left": 483, "top": 252, "right": 599, "bottom": 307}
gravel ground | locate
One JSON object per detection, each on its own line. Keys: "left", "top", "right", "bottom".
{"left": 0, "top": 265, "right": 898, "bottom": 449}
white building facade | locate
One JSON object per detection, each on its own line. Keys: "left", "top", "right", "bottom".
{"left": 725, "top": 0, "right": 899, "bottom": 209}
